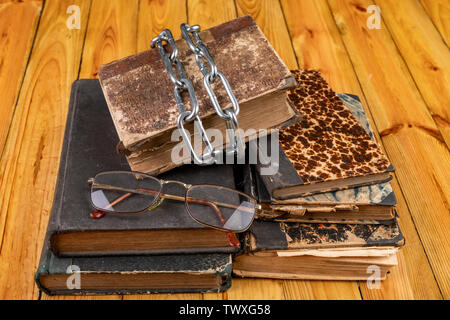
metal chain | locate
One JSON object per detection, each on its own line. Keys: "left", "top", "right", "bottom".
{"left": 180, "top": 23, "right": 244, "bottom": 157}
{"left": 151, "top": 29, "right": 215, "bottom": 164}
{"left": 151, "top": 25, "right": 244, "bottom": 164}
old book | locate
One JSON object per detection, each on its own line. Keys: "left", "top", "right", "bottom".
{"left": 256, "top": 70, "right": 394, "bottom": 199}
{"left": 233, "top": 220, "right": 404, "bottom": 280}
{"left": 46, "top": 79, "right": 241, "bottom": 257}
{"left": 254, "top": 93, "right": 396, "bottom": 224}
{"left": 98, "top": 15, "right": 298, "bottom": 175}
{"left": 36, "top": 248, "right": 232, "bottom": 295}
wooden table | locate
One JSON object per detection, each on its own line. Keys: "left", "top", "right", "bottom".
{"left": 0, "top": 0, "right": 448, "bottom": 300}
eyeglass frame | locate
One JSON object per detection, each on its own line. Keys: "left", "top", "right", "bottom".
{"left": 88, "top": 170, "right": 260, "bottom": 234}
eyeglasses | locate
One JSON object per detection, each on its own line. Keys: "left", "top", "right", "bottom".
{"left": 88, "top": 171, "right": 259, "bottom": 234}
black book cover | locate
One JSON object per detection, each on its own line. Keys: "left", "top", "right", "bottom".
{"left": 35, "top": 79, "right": 233, "bottom": 295}
{"left": 41, "top": 79, "right": 241, "bottom": 258}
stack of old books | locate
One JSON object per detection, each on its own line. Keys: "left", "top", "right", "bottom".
{"left": 35, "top": 16, "right": 404, "bottom": 295}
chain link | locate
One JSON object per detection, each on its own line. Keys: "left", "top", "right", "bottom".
{"left": 152, "top": 29, "right": 215, "bottom": 164}
{"left": 152, "top": 24, "right": 244, "bottom": 164}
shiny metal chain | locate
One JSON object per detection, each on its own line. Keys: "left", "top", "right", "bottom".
{"left": 151, "top": 29, "right": 216, "bottom": 164}
{"left": 181, "top": 23, "right": 244, "bottom": 157}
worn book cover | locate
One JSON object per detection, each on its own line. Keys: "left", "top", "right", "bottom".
{"left": 254, "top": 93, "right": 396, "bottom": 224}
{"left": 233, "top": 218, "right": 403, "bottom": 280}
{"left": 256, "top": 70, "right": 394, "bottom": 199}
{"left": 244, "top": 220, "right": 405, "bottom": 252}
{"left": 44, "top": 79, "right": 242, "bottom": 257}
{"left": 98, "top": 15, "right": 298, "bottom": 174}
{"left": 36, "top": 247, "right": 232, "bottom": 295}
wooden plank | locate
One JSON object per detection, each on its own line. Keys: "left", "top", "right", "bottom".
{"left": 360, "top": 178, "right": 442, "bottom": 299}
{"left": 281, "top": 0, "right": 442, "bottom": 300}
{"left": 0, "top": 0, "right": 42, "bottom": 156}
{"left": 124, "top": 0, "right": 195, "bottom": 300}
{"left": 188, "top": 0, "right": 236, "bottom": 28}
{"left": 375, "top": 0, "right": 450, "bottom": 148}
{"left": 0, "top": 0, "right": 91, "bottom": 300}
{"left": 420, "top": 0, "right": 450, "bottom": 46}
{"left": 328, "top": 0, "right": 450, "bottom": 298}
{"left": 41, "top": 294, "right": 121, "bottom": 300}
{"left": 283, "top": 280, "right": 361, "bottom": 300}
{"left": 137, "top": 0, "right": 187, "bottom": 52}
{"left": 235, "top": 0, "right": 298, "bottom": 69}
{"left": 79, "top": 0, "right": 138, "bottom": 78}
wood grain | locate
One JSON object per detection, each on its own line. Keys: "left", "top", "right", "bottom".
{"left": 359, "top": 178, "right": 442, "bottom": 299}
{"left": 283, "top": 280, "right": 362, "bottom": 300}
{"left": 137, "top": 0, "right": 187, "bottom": 52}
{"left": 0, "top": 0, "right": 91, "bottom": 300}
{"left": 41, "top": 293, "right": 121, "bottom": 300}
{"left": 235, "top": 0, "right": 298, "bottom": 69}
{"left": 328, "top": 0, "right": 450, "bottom": 298}
{"left": 188, "top": 0, "right": 236, "bottom": 28}
{"left": 375, "top": 0, "right": 450, "bottom": 148}
{"left": 420, "top": 0, "right": 450, "bottom": 46}
{"left": 281, "top": 0, "right": 443, "bottom": 300}
{"left": 79, "top": 0, "right": 138, "bottom": 78}
{"left": 0, "top": 0, "right": 42, "bottom": 155}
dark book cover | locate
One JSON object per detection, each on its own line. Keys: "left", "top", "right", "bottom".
{"left": 245, "top": 220, "right": 405, "bottom": 252}
{"left": 253, "top": 93, "right": 396, "bottom": 224}
{"left": 256, "top": 70, "right": 394, "bottom": 199}
{"left": 36, "top": 248, "right": 232, "bottom": 295}
{"left": 43, "top": 79, "right": 241, "bottom": 257}
{"left": 98, "top": 15, "right": 295, "bottom": 152}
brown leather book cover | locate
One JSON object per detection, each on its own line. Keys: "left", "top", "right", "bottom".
{"left": 98, "top": 15, "right": 296, "bottom": 159}
{"left": 256, "top": 70, "right": 394, "bottom": 199}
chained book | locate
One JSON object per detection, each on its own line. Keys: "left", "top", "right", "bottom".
{"left": 256, "top": 70, "right": 394, "bottom": 199}
{"left": 98, "top": 15, "right": 299, "bottom": 175}
{"left": 41, "top": 80, "right": 243, "bottom": 257}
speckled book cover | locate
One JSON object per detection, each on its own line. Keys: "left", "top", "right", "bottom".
{"left": 256, "top": 70, "right": 394, "bottom": 199}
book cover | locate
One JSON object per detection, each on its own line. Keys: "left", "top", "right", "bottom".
{"left": 256, "top": 70, "right": 394, "bottom": 199}
{"left": 253, "top": 93, "right": 396, "bottom": 224}
{"left": 44, "top": 79, "right": 241, "bottom": 257}
{"left": 36, "top": 248, "right": 232, "bottom": 295}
